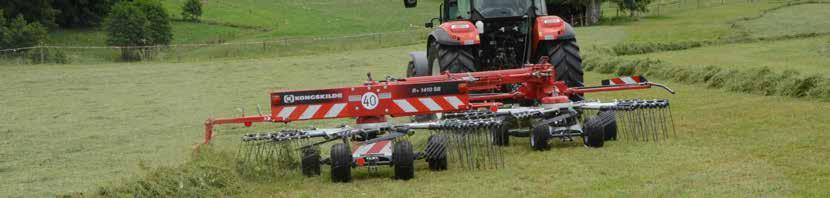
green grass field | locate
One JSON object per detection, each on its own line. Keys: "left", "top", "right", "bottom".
{"left": 3, "top": 0, "right": 830, "bottom": 197}
{"left": 159, "top": 0, "right": 441, "bottom": 36}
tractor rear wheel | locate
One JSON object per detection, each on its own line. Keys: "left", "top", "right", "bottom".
{"left": 393, "top": 140, "right": 415, "bottom": 180}
{"left": 426, "top": 135, "right": 448, "bottom": 171}
{"left": 301, "top": 147, "right": 321, "bottom": 177}
{"left": 536, "top": 39, "right": 584, "bottom": 101}
{"left": 429, "top": 41, "right": 476, "bottom": 73}
{"left": 530, "top": 125, "right": 550, "bottom": 150}
{"left": 330, "top": 143, "right": 352, "bottom": 182}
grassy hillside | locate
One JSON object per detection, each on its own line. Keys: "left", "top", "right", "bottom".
{"left": 159, "top": 0, "right": 441, "bottom": 36}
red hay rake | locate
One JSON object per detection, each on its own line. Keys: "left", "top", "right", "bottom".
{"left": 205, "top": 58, "right": 675, "bottom": 182}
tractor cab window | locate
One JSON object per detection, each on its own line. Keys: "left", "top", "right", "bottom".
{"left": 446, "top": 0, "right": 472, "bottom": 20}
{"left": 472, "top": 0, "right": 546, "bottom": 18}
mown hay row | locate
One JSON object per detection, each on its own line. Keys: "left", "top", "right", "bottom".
{"left": 584, "top": 55, "right": 830, "bottom": 101}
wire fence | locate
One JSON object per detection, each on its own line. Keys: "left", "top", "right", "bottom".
{"left": 0, "top": 29, "right": 430, "bottom": 65}
{"left": 604, "top": 0, "right": 766, "bottom": 17}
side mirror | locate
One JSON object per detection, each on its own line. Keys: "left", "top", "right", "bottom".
{"left": 425, "top": 18, "right": 439, "bottom": 28}
{"left": 404, "top": 0, "right": 417, "bottom": 8}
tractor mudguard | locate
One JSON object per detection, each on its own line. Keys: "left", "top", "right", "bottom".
{"left": 557, "top": 22, "right": 576, "bottom": 40}
{"left": 430, "top": 21, "right": 480, "bottom": 46}
{"left": 535, "top": 16, "right": 576, "bottom": 41}
{"left": 407, "top": 51, "right": 429, "bottom": 77}
{"left": 532, "top": 16, "right": 577, "bottom": 50}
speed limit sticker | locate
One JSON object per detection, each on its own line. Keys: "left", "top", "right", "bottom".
{"left": 361, "top": 92, "right": 379, "bottom": 110}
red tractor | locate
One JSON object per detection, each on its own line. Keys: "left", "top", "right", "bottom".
{"left": 405, "top": 0, "right": 583, "bottom": 101}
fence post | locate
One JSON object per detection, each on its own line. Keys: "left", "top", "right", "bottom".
{"left": 40, "top": 44, "right": 45, "bottom": 64}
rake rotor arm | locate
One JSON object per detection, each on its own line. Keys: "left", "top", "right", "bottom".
{"left": 568, "top": 82, "right": 675, "bottom": 95}
{"left": 204, "top": 115, "right": 272, "bottom": 144}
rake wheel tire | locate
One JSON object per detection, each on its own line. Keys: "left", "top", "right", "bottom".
{"left": 598, "top": 111, "right": 618, "bottom": 141}
{"left": 584, "top": 117, "right": 606, "bottom": 148}
{"left": 426, "top": 135, "right": 448, "bottom": 171}
{"left": 330, "top": 143, "right": 352, "bottom": 182}
{"left": 301, "top": 147, "right": 321, "bottom": 177}
{"left": 492, "top": 123, "right": 510, "bottom": 146}
{"left": 530, "top": 125, "right": 550, "bottom": 150}
{"left": 393, "top": 140, "right": 415, "bottom": 180}
{"left": 536, "top": 39, "right": 584, "bottom": 101}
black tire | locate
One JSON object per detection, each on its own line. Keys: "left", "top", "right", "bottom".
{"left": 491, "top": 123, "right": 510, "bottom": 146}
{"left": 536, "top": 39, "right": 584, "bottom": 101}
{"left": 301, "top": 147, "right": 321, "bottom": 177}
{"left": 393, "top": 140, "right": 415, "bottom": 180}
{"left": 330, "top": 143, "right": 352, "bottom": 182}
{"left": 583, "top": 117, "right": 606, "bottom": 148}
{"left": 426, "top": 135, "right": 448, "bottom": 171}
{"left": 598, "top": 111, "right": 617, "bottom": 141}
{"left": 429, "top": 41, "right": 476, "bottom": 73}
{"left": 530, "top": 125, "right": 550, "bottom": 150}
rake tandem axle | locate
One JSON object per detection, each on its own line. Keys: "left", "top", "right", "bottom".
{"left": 204, "top": 59, "right": 675, "bottom": 182}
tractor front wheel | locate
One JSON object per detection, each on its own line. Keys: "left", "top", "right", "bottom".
{"left": 330, "top": 143, "right": 352, "bottom": 182}
{"left": 393, "top": 140, "right": 415, "bottom": 180}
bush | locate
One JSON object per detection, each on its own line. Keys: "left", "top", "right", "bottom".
{"left": 104, "top": 0, "right": 172, "bottom": 61}
{"left": 182, "top": 0, "right": 203, "bottom": 22}
{"left": 28, "top": 48, "right": 69, "bottom": 64}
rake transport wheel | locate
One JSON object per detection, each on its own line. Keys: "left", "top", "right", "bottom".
{"left": 301, "top": 147, "right": 321, "bottom": 177}
{"left": 530, "top": 125, "right": 550, "bottom": 150}
{"left": 426, "top": 135, "right": 448, "bottom": 171}
{"left": 330, "top": 143, "right": 352, "bottom": 182}
{"left": 491, "top": 121, "right": 512, "bottom": 146}
{"left": 393, "top": 140, "right": 415, "bottom": 180}
{"left": 535, "top": 39, "right": 584, "bottom": 101}
{"left": 583, "top": 116, "right": 606, "bottom": 148}
{"left": 598, "top": 111, "right": 618, "bottom": 141}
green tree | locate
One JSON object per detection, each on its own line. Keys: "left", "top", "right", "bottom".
{"left": 52, "top": 0, "right": 121, "bottom": 28}
{"left": 0, "top": 0, "right": 59, "bottom": 29}
{"left": 0, "top": 13, "right": 47, "bottom": 50}
{"left": 104, "top": 0, "right": 172, "bottom": 61}
{"left": 0, "top": 10, "right": 8, "bottom": 49}
{"left": 136, "top": 0, "right": 172, "bottom": 45}
{"left": 181, "top": 0, "right": 203, "bottom": 21}
{"left": 610, "top": 0, "right": 653, "bottom": 17}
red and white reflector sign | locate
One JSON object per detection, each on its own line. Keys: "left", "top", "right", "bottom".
{"left": 602, "top": 76, "right": 648, "bottom": 86}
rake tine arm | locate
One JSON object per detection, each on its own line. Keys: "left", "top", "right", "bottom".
{"left": 204, "top": 115, "right": 273, "bottom": 144}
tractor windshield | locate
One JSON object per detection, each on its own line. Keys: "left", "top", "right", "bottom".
{"left": 473, "top": 0, "right": 543, "bottom": 18}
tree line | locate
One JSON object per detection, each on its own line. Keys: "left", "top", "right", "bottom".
{"left": 1, "top": 0, "right": 203, "bottom": 62}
